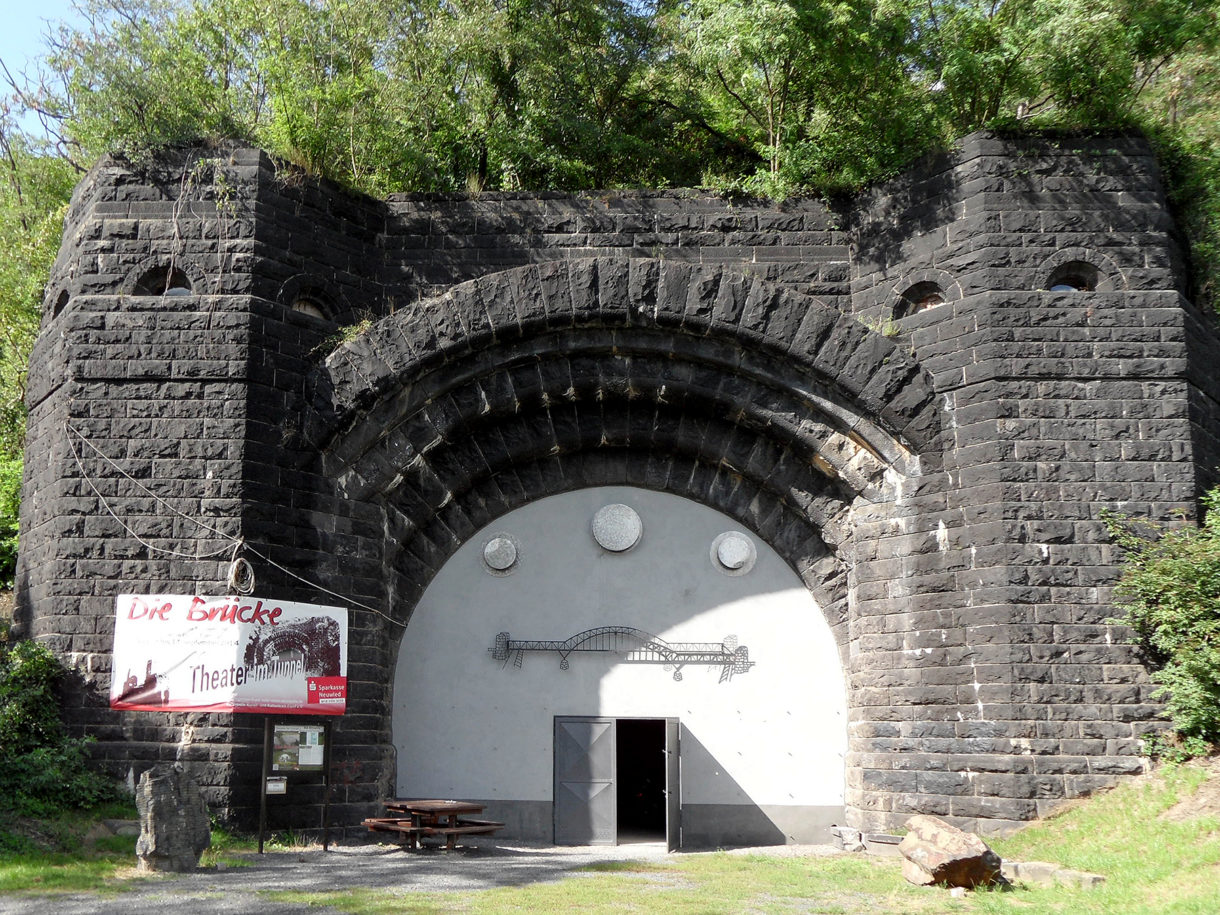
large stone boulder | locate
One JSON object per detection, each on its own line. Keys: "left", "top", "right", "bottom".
{"left": 135, "top": 764, "right": 212, "bottom": 872}
{"left": 898, "top": 815, "right": 1003, "bottom": 888}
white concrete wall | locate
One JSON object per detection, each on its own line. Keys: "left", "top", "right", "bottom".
{"left": 392, "top": 486, "right": 847, "bottom": 810}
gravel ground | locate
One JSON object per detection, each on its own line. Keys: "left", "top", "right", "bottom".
{"left": 0, "top": 839, "right": 845, "bottom": 914}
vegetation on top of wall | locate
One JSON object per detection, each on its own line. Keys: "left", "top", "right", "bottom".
{"left": 1104, "top": 487, "right": 1220, "bottom": 761}
{"left": 7, "top": 1, "right": 1213, "bottom": 195}
{"left": 0, "top": 0, "right": 1216, "bottom": 583}
{"left": 1139, "top": 43, "right": 1220, "bottom": 311}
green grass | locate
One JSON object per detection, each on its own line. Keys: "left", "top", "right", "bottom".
{"left": 200, "top": 823, "right": 258, "bottom": 869}
{"left": 975, "top": 763, "right": 1220, "bottom": 915}
{"left": 0, "top": 851, "right": 142, "bottom": 895}
{"left": 4, "top": 763, "right": 1220, "bottom": 912}
{"left": 0, "top": 801, "right": 141, "bottom": 894}
{"left": 0, "top": 800, "right": 138, "bottom": 851}
{"left": 0, "top": 804, "right": 262, "bottom": 895}
{"left": 264, "top": 853, "right": 946, "bottom": 914}
{"left": 264, "top": 762, "right": 1220, "bottom": 915}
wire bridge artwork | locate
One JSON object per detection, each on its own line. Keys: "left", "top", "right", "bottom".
{"left": 489, "top": 627, "right": 754, "bottom": 682}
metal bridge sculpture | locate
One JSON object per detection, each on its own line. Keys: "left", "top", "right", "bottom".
{"left": 489, "top": 627, "right": 754, "bottom": 682}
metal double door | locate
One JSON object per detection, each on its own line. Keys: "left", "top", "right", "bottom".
{"left": 553, "top": 716, "right": 680, "bottom": 851}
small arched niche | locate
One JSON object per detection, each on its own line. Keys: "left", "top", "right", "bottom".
{"left": 1046, "top": 260, "right": 1100, "bottom": 292}
{"left": 51, "top": 289, "right": 70, "bottom": 319}
{"left": 277, "top": 275, "right": 336, "bottom": 324}
{"left": 290, "top": 294, "right": 331, "bottom": 321}
{"left": 133, "top": 265, "right": 194, "bottom": 296}
{"left": 894, "top": 281, "right": 946, "bottom": 319}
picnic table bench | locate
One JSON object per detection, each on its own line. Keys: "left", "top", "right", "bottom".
{"left": 363, "top": 799, "right": 504, "bottom": 850}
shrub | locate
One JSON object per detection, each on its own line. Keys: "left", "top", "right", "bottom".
{"left": 1104, "top": 487, "right": 1220, "bottom": 757}
{"left": 0, "top": 633, "right": 118, "bottom": 817}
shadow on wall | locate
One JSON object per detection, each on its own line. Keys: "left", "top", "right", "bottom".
{"left": 678, "top": 726, "right": 788, "bottom": 848}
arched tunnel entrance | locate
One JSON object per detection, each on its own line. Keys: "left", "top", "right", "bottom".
{"left": 304, "top": 258, "right": 940, "bottom": 840}
{"left": 391, "top": 486, "right": 849, "bottom": 848}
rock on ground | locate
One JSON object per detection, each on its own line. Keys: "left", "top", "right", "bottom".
{"left": 135, "top": 764, "right": 212, "bottom": 873}
{"left": 898, "top": 815, "right": 1003, "bottom": 888}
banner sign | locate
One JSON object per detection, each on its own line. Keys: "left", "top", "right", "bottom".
{"left": 110, "top": 594, "right": 348, "bottom": 715}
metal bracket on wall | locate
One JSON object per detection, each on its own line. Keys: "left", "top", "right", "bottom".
{"left": 489, "top": 627, "right": 754, "bottom": 682}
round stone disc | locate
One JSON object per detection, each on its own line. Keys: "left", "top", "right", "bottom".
{"left": 483, "top": 536, "right": 518, "bottom": 571}
{"left": 591, "top": 504, "right": 642, "bottom": 552}
{"left": 711, "top": 531, "right": 757, "bottom": 574}
{"left": 716, "top": 534, "right": 753, "bottom": 570}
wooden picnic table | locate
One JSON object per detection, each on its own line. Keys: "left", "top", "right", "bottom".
{"left": 363, "top": 799, "right": 504, "bottom": 850}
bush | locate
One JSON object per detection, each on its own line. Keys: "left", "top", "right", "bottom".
{"left": 1104, "top": 488, "right": 1220, "bottom": 757}
{"left": 0, "top": 633, "right": 118, "bottom": 818}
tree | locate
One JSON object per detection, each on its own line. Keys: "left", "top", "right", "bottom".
{"left": 677, "top": 0, "right": 940, "bottom": 194}
{"left": 0, "top": 124, "right": 74, "bottom": 586}
{"left": 1137, "top": 42, "right": 1220, "bottom": 308}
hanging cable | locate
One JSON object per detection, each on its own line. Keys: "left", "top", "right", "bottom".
{"left": 67, "top": 431, "right": 234, "bottom": 560}
{"left": 225, "top": 539, "right": 256, "bottom": 594}
{"left": 65, "top": 423, "right": 405, "bottom": 627}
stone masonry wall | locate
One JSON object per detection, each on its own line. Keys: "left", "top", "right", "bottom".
{"left": 848, "top": 288, "right": 1192, "bottom": 832}
{"left": 839, "top": 133, "right": 1198, "bottom": 832}
{"left": 385, "top": 190, "right": 849, "bottom": 307}
{"left": 16, "top": 132, "right": 1218, "bottom": 835}
{"left": 19, "top": 292, "right": 249, "bottom": 801}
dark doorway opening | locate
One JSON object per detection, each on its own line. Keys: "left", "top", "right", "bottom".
{"left": 616, "top": 718, "right": 666, "bottom": 843}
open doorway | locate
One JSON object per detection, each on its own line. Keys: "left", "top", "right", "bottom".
{"left": 554, "top": 716, "right": 680, "bottom": 849}
{"left": 616, "top": 719, "right": 666, "bottom": 843}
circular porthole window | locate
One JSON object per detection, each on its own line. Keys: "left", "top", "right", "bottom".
{"left": 134, "top": 265, "right": 193, "bottom": 296}
{"left": 894, "top": 281, "right": 946, "bottom": 319}
{"left": 292, "top": 297, "right": 329, "bottom": 320}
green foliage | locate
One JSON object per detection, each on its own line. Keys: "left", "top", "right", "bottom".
{"left": 1153, "top": 128, "right": 1220, "bottom": 310}
{"left": 23, "top": 0, "right": 701, "bottom": 193}
{"left": 1104, "top": 487, "right": 1220, "bottom": 754}
{"left": 0, "top": 802, "right": 142, "bottom": 891}
{"left": 0, "top": 636, "right": 118, "bottom": 819}
{"left": 0, "top": 459, "right": 20, "bottom": 588}
{"left": 0, "top": 136, "right": 74, "bottom": 438}
{"left": 0, "top": 638, "right": 66, "bottom": 753}
{"left": 1139, "top": 729, "right": 1213, "bottom": 764}
{"left": 1, "top": 744, "right": 118, "bottom": 818}
{"left": 1137, "top": 44, "right": 1220, "bottom": 309}
{"left": 680, "top": 0, "right": 941, "bottom": 195}
{"left": 0, "top": 131, "right": 75, "bottom": 577}
{"left": 11, "top": 0, "right": 1216, "bottom": 199}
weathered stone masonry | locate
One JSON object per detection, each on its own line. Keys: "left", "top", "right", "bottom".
{"left": 15, "top": 131, "right": 1218, "bottom": 837}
